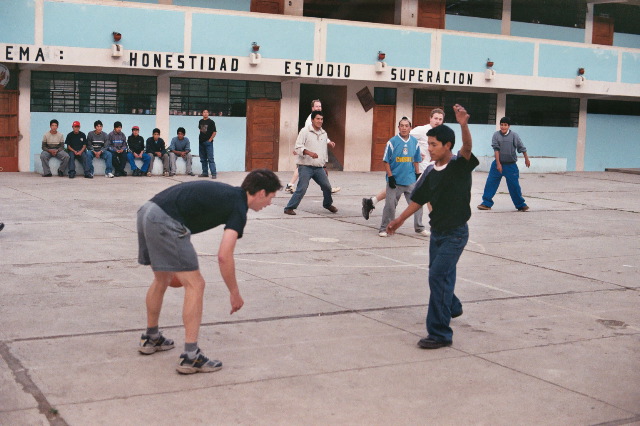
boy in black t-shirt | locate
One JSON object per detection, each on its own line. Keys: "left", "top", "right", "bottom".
{"left": 198, "top": 109, "right": 217, "bottom": 178}
{"left": 137, "top": 169, "right": 281, "bottom": 374}
{"left": 387, "top": 104, "right": 479, "bottom": 350}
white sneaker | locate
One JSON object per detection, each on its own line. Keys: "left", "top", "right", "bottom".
{"left": 331, "top": 187, "right": 341, "bottom": 193}
{"left": 106, "top": 172, "right": 114, "bottom": 178}
{"left": 378, "top": 231, "right": 388, "bottom": 237}
{"left": 284, "top": 184, "right": 295, "bottom": 193}
{"left": 417, "top": 230, "right": 430, "bottom": 237}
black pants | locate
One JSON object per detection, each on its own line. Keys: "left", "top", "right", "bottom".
{"left": 112, "top": 151, "right": 128, "bottom": 174}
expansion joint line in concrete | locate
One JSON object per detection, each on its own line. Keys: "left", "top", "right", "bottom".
{"left": 0, "top": 341, "right": 69, "bottom": 426}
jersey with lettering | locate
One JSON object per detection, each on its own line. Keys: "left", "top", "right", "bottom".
{"left": 382, "top": 134, "right": 421, "bottom": 186}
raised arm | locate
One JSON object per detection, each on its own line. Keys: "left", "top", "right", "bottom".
{"left": 453, "top": 104, "right": 472, "bottom": 160}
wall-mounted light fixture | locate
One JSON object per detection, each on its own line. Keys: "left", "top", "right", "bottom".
{"left": 112, "top": 32, "right": 123, "bottom": 57}
{"left": 376, "top": 51, "right": 387, "bottom": 73}
{"left": 485, "top": 58, "right": 496, "bottom": 80}
{"left": 575, "top": 67, "right": 586, "bottom": 86}
{"left": 249, "top": 42, "right": 261, "bottom": 65}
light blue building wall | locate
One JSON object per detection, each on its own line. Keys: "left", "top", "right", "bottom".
{"left": 42, "top": 2, "right": 185, "bottom": 52}
{"left": 445, "top": 15, "right": 501, "bottom": 35}
{"left": 539, "top": 44, "right": 618, "bottom": 81}
{"left": 1, "top": 0, "right": 36, "bottom": 45}
{"left": 169, "top": 116, "right": 246, "bottom": 172}
{"left": 511, "top": 22, "right": 584, "bottom": 43}
{"left": 191, "top": 14, "right": 314, "bottom": 59}
{"left": 173, "top": 0, "right": 250, "bottom": 10}
{"left": 621, "top": 52, "right": 640, "bottom": 84}
{"left": 326, "top": 24, "right": 431, "bottom": 68}
{"left": 441, "top": 35, "right": 534, "bottom": 74}
{"left": 585, "top": 114, "right": 640, "bottom": 171}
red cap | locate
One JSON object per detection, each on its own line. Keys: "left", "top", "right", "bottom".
{"left": 72, "top": 121, "right": 80, "bottom": 127}
{"left": 132, "top": 125, "right": 139, "bottom": 130}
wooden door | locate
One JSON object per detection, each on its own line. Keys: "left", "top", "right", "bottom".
{"left": 370, "top": 105, "right": 396, "bottom": 171}
{"left": 251, "top": 0, "right": 284, "bottom": 14}
{"left": 592, "top": 16, "right": 614, "bottom": 46}
{"left": 418, "top": 0, "right": 446, "bottom": 29}
{"left": 0, "top": 90, "right": 19, "bottom": 172}
{"left": 246, "top": 99, "right": 280, "bottom": 171}
{"left": 412, "top": 105, "right": 441, "bottom": 128}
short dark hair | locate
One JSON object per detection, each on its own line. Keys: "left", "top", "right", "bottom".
{"left": 50, "top": 119, "right": 59, "bottom": 126}
{"left": 114, "top": 121, "right": 122, "bottom": 128}
{"left": 311, "top": 110, "right": 323, "bottom": 120}
{"left": 152, "top": 128, "right": 160, "bottom": 135}
{"left": 427, "top": 124, "right": 456, "bottom": 149}
{"left": 241, "top": 169, "right": 282, "bottom": 195}
{"left": 500, "top": 116, "right": 511, "bottom": 125}
{"left": 94, "top": 120, "right": 103, "bottom": 127}
{"left": 177, "top": 127, "right": 186, "bottom": 135}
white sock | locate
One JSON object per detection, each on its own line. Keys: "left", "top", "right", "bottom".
{"left": 371, "top": 196, "right": 379, "bottom": 205}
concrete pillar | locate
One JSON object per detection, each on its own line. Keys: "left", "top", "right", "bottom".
{"left": 584, "top": 3, "right": 594, "bottom": 44}
{"left": 344, "top": 82, "right": 374, "bottom": 171}
{"left": 496, "top": 92, "right": 506, "bottom": 127}
{"left": 396, "top": 86, "right": 413, "bottom": 124}
{"left": 278, "top": 80, "right": 301, "bottom": 171}
{"left": 395, "top": 0, "right": 418, "bottom": 26}
{"left": 284, "top": 0, "right": 303, "bottom": 16}
{"left": 18, "top": 68, "right": 31, "bottom": 172}
{"left": 156, "top": 74, "right": 170, "bottom": 136}
{"left": 501, "top": 0, "right": 511, "bottom": 36}
{"left": 575, "top": 97, "right": 587, "bottom": 171}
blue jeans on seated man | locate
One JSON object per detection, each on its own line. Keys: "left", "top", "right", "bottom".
{"left": 67, "top": 151, "right": 87, "bottom": 176}
{"left": 426, "top": 223, "right": 468, "bottom": 343}
{"left": 85, "top": 150, "right": 113, "bottom": 175}
{"left": 481, "top": 161, "right": 526, "bottom": 209}
{"left": 127, "top": 152, "right": 151, "bottom": 172}
{"left": 285, "top": 165, "right": 333, "bottom": 210}
{"left": 199, "top": 141, "right": 216, "bottom": 176}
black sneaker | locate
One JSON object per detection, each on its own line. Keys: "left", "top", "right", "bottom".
{"left": 198, "top": 173, "right": 208, "bottom": 178}
{"left": 177, "top": 349, "right": 222, "bottom": 374}
{"left": 417, "top": 337, "right": 452, "bottom": 349}
{"left": 84, "top": 173, "right": 93, "bottom": 179}
{"left": 361, "top": 197, "right": 375, "bottom": 220}
{"left": 43, "top": 173, "right": 52, "bottom": 177}
{"left": 57, "top": 170, "right": 64, "bottom": 177}
{"left": 138, "top": 332, "right": 175, "bottom": 355}
{"left": 68, "top": 171, "right": 76, "bottom": 179}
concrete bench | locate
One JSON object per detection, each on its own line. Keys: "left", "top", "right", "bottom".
{"left": 476, "top": 156, "right": 567, "bottom": 173}
{"left": 34, "top": 154, "right": 203, "bottom": 176}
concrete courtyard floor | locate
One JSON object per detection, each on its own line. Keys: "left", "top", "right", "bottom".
{"left": 0, "top": 170, "right": 639, "bottom": 425}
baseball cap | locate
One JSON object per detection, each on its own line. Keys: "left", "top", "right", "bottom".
{"left": 132, "top": 125, "right": 139, "bottom": 130}
{"left": 72, "top": 121, "right": 80, "bottom": 127}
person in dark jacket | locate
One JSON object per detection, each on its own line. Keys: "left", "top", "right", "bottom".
{"left": 127, "top": 126, "right": 151, "bottom": 176}
{"left": 145, "top": 128, "right": 169, "bottom": 177}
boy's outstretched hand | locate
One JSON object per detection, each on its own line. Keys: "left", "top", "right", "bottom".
{"left": 453, "top": 104, "right": 470, "bottom": 125}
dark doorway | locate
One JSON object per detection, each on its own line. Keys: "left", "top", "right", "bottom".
{"left": 299, "top": 84, "right": 346, "bottom": 171}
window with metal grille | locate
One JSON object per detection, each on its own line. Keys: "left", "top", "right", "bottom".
{"left": 414, "top": 90, "right": 497, "bottom": 124}
{"left": 374, "top": 87, "right": 397, "bottom": 105}
{"left": 169, "top": 78, "right": 282, "bottom": 117}
{"left": 587, "top": 99, "right": 640, "bottom": 116}
{"left": 506, "top": 95, "right": 579, "bottom": 127}
{"left": 31, "top": 72, "right": 157, "bottom": 114}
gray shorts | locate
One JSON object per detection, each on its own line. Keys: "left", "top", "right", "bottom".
{"left": 137, "top": 201, "right": 199, "bottom": 272}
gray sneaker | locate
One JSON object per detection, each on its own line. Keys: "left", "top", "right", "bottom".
{"left": 138, "top": 332, "right": 175, "bottom": 355}
{"left": 362, "top": 197, "right": 375, "bottom": 220}
{"left": 176, "top": 349, "right": 222, "bottom": 374}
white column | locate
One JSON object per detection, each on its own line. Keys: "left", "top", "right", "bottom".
{"left": 156, "top": 74, "right": 170, "bottom": 136}
{"left": 496, "top": 92, "right": 506, "bottom": 127}
{"left": 18, "top": 68, "right": 31, "bottom": 172}
{"left": 344, "top": 82, "right": 374, "bottom": 171}
{"left": 501, "top": 0, "right": 511, "bottom": 36}
{"left": 395, "top": 0, "right": 418, "bottom": 26}
{"left": 584, "top": 3, "right": 594, "bottom": 44}
{"left": 396, "top": 85, "right": 413, "bottom": 125}
{"left": 35, "top": 0, "right": 43, "bottom": 45}
{"left": 278, "top": 80, "right": 300, "bottom": 171}
{"left": 284, "top": 0, "right": 303, "bottom": 16}
{"left": 575, "top": 97, "right": 587, "bottom": 171}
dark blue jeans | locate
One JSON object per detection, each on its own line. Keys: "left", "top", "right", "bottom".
{"left": 285, "top": 165, "right": 333, "bottom": 210}
{"left": 481, "top": 161, "right": 526, "bottom": 209}
{"left": 426, "top": 223, "right": 468, "bottom": 343}
{"left": 199, "top": 141, "right": 216, "bottom": 176}
{"left": 127, "top": 152, "right": 151, "bottom": 172}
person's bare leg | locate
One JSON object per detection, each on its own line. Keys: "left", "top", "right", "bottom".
{"left": 177, "top": 270, "right": 206, "bottom": 343}
{"left": 375, "top": 188, "right": 386, "bottom": 203}
{"left": 289, "top": 167, "right": 299, "bottom": 186}
{"left": 146, "top": 271, "right": 173, "bottom": 328}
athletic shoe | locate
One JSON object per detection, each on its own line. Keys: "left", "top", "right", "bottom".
{"left": 147, "top": 171, "right": 152, "bottom": 177}
{"left": 163, "top": 171, "right": 169, "bottom": 177}
{"left": 417, "top": 230, "right": 430, "bottom": 237}
{"left": 0, "top": 222, "right": 4, "bottom": 232}
{"left": 284, "top": 209, "right": 296, "bottom": 215}
{"left": 68, "top": 171, "right": 76, "bottom": 179}
{"left": 325, "top": 205, "right": 338, "bottom": 213}
{"left": 42, "top": 173, "right": 52, "bottom": 177}
{"left": 57, "top": 170, "right": 64, "bottom": 177}
{"left": 331, "top": 187, "right": 341, "bottom": 193}
{"left": 211, "top": 175, "right": 217, "bottom": 179}
{"left": 187, "top": 172, "right": 195, "bottom": 176}
{"left": 378, "top": 231, "right": 388, "bottom": 237}
{"left": 84, "top": 173, "right": 93, "bottom": 179}
{"left": 138, "top": 332, "right": 175, "bottom": 355}
{"left": 132, "top": 169, "right": 140, "bottom": 177}
{"left": 121, "top": 171, "right": 128, "bottom": 177}
{"left": 106, "top": 172, "right": 114, "bottom": 178}
{"left": 477, "top": 204, "right": 491, "bottom": 210}
{"left": 417, "top": 337, "right": 452, "bottom": 349}
{"left": 284, "top": 184, "right": 294, "bottom": 193}
{"left": 198, "top": 173, "right": 208, "bottom": 177}
{"left": 518, "top": 205, "right": 530, "bottom": 212}
{"left": 169, "top": 172, "right": 175, "bottom": 176}
{"left": 361, "top": 198, "right": 374, "bottom": 220}
{"left": 176, "top": 349, "right": 222, "bottom": 374}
